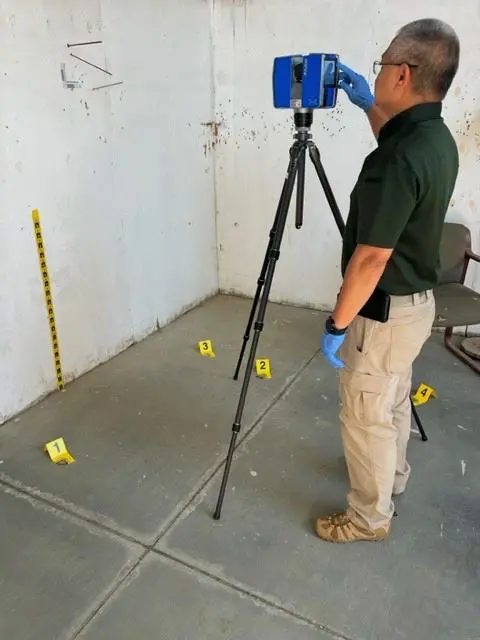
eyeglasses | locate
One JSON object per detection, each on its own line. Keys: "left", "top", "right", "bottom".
{"left": 372, "top": 60, "right": 419, "bottom": 75}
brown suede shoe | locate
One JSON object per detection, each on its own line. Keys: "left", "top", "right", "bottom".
{"left": 315, "top": 512, "right": 389, "bottom": 543}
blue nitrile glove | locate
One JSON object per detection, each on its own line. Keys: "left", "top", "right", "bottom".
{"left": 320, "top": 317, "right": 346, "bottom": 369}
{"left": 338, "top": 62, "right": 374, "bottom": 112}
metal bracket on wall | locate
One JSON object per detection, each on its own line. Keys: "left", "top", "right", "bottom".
{"left": 61, "top": 41, "right": 124, "bottom": 92}
{"left": 60, "top": 63, "right": 81, "bottom": 90}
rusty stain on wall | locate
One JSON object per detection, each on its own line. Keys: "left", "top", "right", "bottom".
{"left": 208, "top": 101, "right": 347, "bottom": 155}
{"left": 201, "top": 117, "right": 230, "bottom": 155}
{"left": 201, "top": 120, "right": 221, "bottom": 138}
{"left": 201, "top": 119, "right": 223, "bottom": 155}
{"left": 455, "top": 107, "right": 480, "bottom": 158}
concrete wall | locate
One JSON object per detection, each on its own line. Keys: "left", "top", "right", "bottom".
{"left": 0, "top": 0, "right": 218, "bottom": 423}
{"left": 214, "top": 1, "right": 480, "bottom": 319}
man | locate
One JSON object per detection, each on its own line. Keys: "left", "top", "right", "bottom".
{"left": 317, "top": 18, "right": 460, "bottom": 543}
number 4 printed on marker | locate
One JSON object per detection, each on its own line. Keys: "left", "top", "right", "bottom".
{"left": 411, "top": 383, "right": 437, "bottom": 406}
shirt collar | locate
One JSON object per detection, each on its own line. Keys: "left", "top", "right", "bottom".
{"left": 378, "top": 102, "right": 443, "bottom": 144}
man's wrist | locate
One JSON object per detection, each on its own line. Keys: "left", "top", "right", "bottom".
{"left": 361, "top": 94, "right": 375, "bottom": 112}
{"left": 325, "top": 315, "right": 348, "bottom": 335}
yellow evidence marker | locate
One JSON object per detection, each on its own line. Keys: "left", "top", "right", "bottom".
{"left": 411, "top": 383, "right": 437, "bottom": 406}
{"left": 45, "top": 437, "right": 75, "bottom": 464}
{"left": 198, "top": 339, "right": 215, "bottom": 357}
{"left": 255, "top": 358, "right": 272, "bottom": 379}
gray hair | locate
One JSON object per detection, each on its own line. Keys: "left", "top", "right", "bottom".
{"left": 388, "top": 18, "right": 460, "bottom": 99}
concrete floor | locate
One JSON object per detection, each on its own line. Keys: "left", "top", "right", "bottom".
{"left": 0, "top": 294, "right": 478, "bottom": 640}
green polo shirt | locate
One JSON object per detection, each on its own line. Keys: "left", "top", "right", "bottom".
{"left": 341, "top": 102, "right": 459, "bottom": 294}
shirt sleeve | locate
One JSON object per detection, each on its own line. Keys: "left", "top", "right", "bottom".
{"left": 356, "top": 158, "right": 418, "bottom": 249}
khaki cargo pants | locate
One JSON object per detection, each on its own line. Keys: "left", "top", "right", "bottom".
{"left": 338, "top": 290, "right": 435, "bottom": 531}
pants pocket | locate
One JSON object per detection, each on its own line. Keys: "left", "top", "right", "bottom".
{"left": 339, "top": 370, "right": 395, "bottom": 427}
{"left": 353, "top": 317, "right": 377, "bottom": 355}
{"left": 341, "top": 318, "right": 391, "bottom": 376}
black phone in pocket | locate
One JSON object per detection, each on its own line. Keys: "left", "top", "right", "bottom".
{"left": 358, "top": 288, "right": 391, "bottom": 323}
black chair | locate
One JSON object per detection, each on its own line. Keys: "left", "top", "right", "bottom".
{"left": 411, "top": 222, "right": 480, "bottom": 443}
{"left": 433, "top": 222, "right": 480, "bottom": 373}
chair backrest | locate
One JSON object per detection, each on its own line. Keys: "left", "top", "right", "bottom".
{"left": 438, "top": 222, "right": 472, "bottom": 284}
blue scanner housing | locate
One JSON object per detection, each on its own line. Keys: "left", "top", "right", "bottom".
{"left": 273, "top": 53, "right": 339, "bottom": 109}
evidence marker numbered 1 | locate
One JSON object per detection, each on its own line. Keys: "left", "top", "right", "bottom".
{"left": 255, "top": 358, "right": 272, "bottom": 379}
{"left": 44, "top": 437, "right": 75, "bottom": 465}
{"left": 198, "top": 339, "right": 215, "bottom": 358}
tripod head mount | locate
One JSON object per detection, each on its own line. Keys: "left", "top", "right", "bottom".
{"left": 294, "top": 108, "right": 313, "bottom": 130}
{"left": 293, "top": 108, "right": 313, "bottom": 141}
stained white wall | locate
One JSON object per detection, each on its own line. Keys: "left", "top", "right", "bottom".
{"left": 214, "top": 1, "right": 480, "bottom": 316}
{"left": 3, "top": 2, "right": 480, "bottom": 423}
{"left": 0, "top": 0, "right": 218, "bottom": 423}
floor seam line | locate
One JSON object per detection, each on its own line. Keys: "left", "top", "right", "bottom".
{"left": 152, "top": 349, "right": 320, "bottom": 543}
{"left": 68, "top": 549, "right": 150, "bottom": 640}
{"left": 0, "top": 477, "right": 148, "bottom": 549}
{"left": 0, "top": 349, "right": 319, "bottom": 554}
{"left": 0, "top": 347, "right": 323, "bottom": 638}
{"left": 152, "top": 547, "right": 355, "bottom": 640}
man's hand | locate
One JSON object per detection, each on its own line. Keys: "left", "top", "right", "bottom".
{"left": 321, "top": 331, "right": 345, "bottom": 369}
{"left": 320, "top": 317, "right": 347, "bottom": 369}
{"left": 338, "top": 62, "right": 390, "bottom": 137}
{"left": 338, "top": 62, "right": 374, "bottom": 112}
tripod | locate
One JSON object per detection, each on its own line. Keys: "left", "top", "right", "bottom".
{"left": 213, "top": 109, "right": 427, "bottom": 520}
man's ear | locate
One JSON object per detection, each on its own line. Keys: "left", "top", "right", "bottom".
{"left": 398, "top": 63, "right": 410, "bottom": 84}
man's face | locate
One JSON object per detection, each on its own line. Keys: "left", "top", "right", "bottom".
{"left": 374, "top": 46, "right": 414, "bottom": 111}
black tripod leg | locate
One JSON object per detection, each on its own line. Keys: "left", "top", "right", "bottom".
{"left": 214, "top": 145, "right": 302, "bottom": 520}
{"left": 295, "top": 146, "right": 306, "bottom": 229}
{"left": 307, "top": 142, "right": 345, "bottom": 238}
{"left": 410, "top": 398, "right": 428, "bottom": 442}
{"left": 233, "top": 142, "right": 303, "bottom": 380}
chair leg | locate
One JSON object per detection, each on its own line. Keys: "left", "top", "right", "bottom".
{"left": 410, "top": 397, "right": 428, "bottom": 442}
{"left": 444, "top": 327, "right": 480, "bottom": 374}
